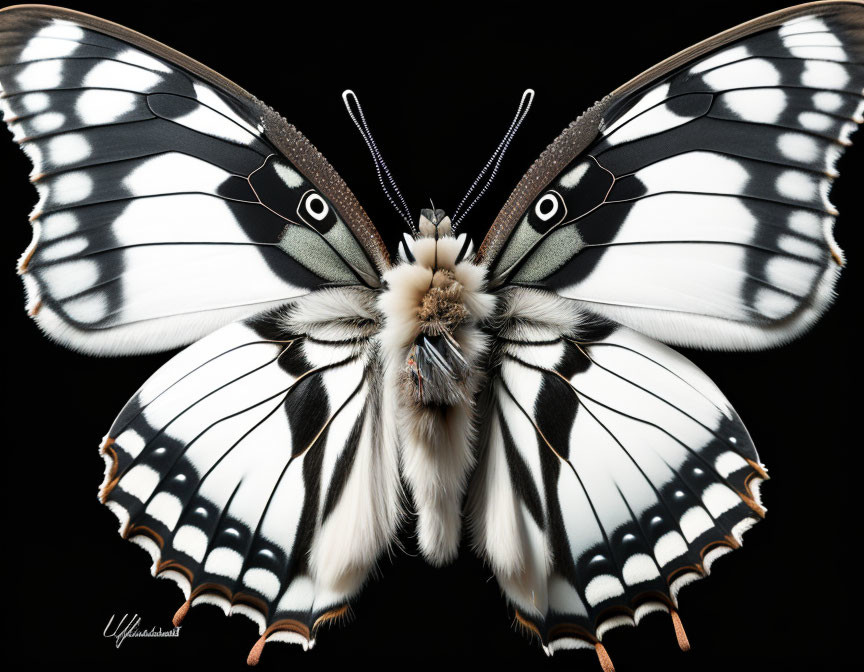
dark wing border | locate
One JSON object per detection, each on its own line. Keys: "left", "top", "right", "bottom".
{"left": 477, "top": 0, "right": 863, "bottom": 264}
{"left": 0, "top": 3, "right": 390, "bottom": 272}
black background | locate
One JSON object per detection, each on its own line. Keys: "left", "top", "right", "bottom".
{"left": 2, "top": 0, "right": 859, "bottom": 669}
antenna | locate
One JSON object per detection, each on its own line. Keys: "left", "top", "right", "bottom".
{"left": 342, "top": 90, "right": 416, "bottom": 234}
{"left": 451, "top": 89, "right": 535, "bottom": 231}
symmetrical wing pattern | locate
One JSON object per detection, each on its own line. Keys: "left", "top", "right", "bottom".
{"left": 484, "top": 2, "right": 864, "bottom": 350}
{"left": 469, "top": 289, "right": 766, "bottom": 654}
{"left": 1, "top": 2, "right": 860, "bottom": 666}
{"left": 99, "top": 288, "right": 399, "bottom": 655}
{"left": 0, "top": 8, "right": 382, "bottom": 355}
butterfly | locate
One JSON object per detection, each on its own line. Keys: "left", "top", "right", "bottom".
{"left": 1, "top": 1, "right": 861, "bottom": 668}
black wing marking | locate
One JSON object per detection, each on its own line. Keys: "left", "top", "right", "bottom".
{"left": 469, "top": 289, "right": 766, "bottom": 657}
{"left": 481, "top": 1, "right": 863, "bottom": 350}
{"left": 0, "top": 6, "right": 385, "bottom": 355}
{"left": 99, "top": 291, "right": 399, "bottom": 657}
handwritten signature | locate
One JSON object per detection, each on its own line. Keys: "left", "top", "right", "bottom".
{"left": 103, "top": 614, "right": 181, "bottom": 648}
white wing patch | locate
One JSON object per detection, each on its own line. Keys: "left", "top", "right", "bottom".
{"left": 469, "top": 288, "right": 767, "bottom": 653}
{"left": 99, "top": 291, "right": 399, "bottom": 656}
{"left": 0, "top": 13, "right": 357, "bottom": 355}
{"left": 491, "top": 7, "right": 862, "bottom": 351}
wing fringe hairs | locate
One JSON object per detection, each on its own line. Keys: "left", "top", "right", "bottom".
{"left": 98, "top": 288, "right": 402, "bottom": 658}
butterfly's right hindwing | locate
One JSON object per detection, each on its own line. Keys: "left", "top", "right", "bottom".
{"left": 468, "top": 288, "right": 767, "bottom": 652}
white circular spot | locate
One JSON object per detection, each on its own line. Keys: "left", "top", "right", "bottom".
{"left": 47, "top": 133, "right": 91, "bottom": 166}
{"left": 63, "top": 292, "right": 109, "bottom": 323}
{"left": 31, "top": 111, "right": 65, "bottom": 133}
{"left": 41, "top": 211, "right": 78, "bottom": 240}
{"left": 39, "top": 235, "right": 88, "bottom": 261}
{"left": 776, "top": 170, "right": 816, "bottom": 201}
{"left": 754, "top": 287, "right": 798, "bottom": 319}
{"left": 800, "top": 61, "right": 849, "bottom": 90}
{"left": 812, "top": 91, "right": 843, "bottom": 113}
{"left": 37, "top": 260, "right": 96, "bottom": 298}
{"left": 721, "top": 89, "right": 787, "bottom": 123}
{"left": 76, "top": 89, "right": 137, "bottom": 124}
{"left": 51, "top": 171, "right": 93, "bottom": 204}
{"left": 535, "top": 193, "right": 559, "bottom": 221}
{"left": 777, "top": 234, "right": 821, "bottom": 259}
{"left": 305, "top": 193, "right": 329, "bottom": 221}
{"left": 777, "top": 133, "right": 819, "bottom": 162}
{"left": 16, "top": 60, "right": 63, "bottom": 90}
{"left": 21, "top": 92, "right": 50, "bottom": 113}
{"left": 787, "top": 210, "right": 820, "bottom": 236}
{"left": 798, "top": 111, "right": 832, "bottom": 132}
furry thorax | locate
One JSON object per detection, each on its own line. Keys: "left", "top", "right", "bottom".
{"left": 281, "top": 219, "right": 578, "bottom": 568}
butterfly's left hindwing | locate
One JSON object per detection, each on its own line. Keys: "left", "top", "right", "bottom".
{"left": 468, "top": 288, "right": 766, "bottom": 652}
{"left": 100, "top": 288, "right": 400, "bottom": 649}
{"left": 0, "top": 6, "right": 384, "bottom": 356}
{"left": 481, "top": 1, "right": 864, "bottom": 350}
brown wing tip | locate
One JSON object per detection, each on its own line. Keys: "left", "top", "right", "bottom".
{"left": 595, "top": 642, "right": 616, "bottom": 672}
{"left": 246, "top": 635, "right": 266, "bottom": 666}
{"left": 172, "top": 599, "right": 191, "bottom": 628}
{"left": 312, "top": 604, "right": 349, "bottom": 633}
{"left": 513, "top": 609, "right": 543, "bottom": 640}
{"left": 741, "top": 494, "right": 767, "bottom": 518}
{"left": 746, "top": 459, "right": 769, "bottom": 480}
{"left": 670, "top": 608, "right": 691, "bottom": 652}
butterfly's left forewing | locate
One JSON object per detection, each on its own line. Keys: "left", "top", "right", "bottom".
{"left": 0, "top": 6, "right": 385, "bottom": 355}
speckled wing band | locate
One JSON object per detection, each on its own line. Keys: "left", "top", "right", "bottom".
{"left": 480, "top": 0, "right": 863, "bottom": 351}
{"left": 0, "top": 5, "right": 387, "bottom": 355}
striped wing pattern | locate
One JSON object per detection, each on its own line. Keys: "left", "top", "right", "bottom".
{"left": 470, "top": 290, "right": 766, "bottom": 654}
{"left": 0, "top": 9, "right": 378, "bottom": 356}
{"left": 1, "top": 2, "right": 860, "bottom": 665}
{"left": 488, "top": 2, "right": 864, "bottom": 350}
{"left": 99, "top": 291, "right": 398, "bottom": 654}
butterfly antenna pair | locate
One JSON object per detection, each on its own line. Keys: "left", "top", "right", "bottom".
{"left": 343, "top": 88, "right": 535, "bottom": 236}
{"left": 451, "top": 88, "right": 535, "bottom": 231}
{"left": 342, "top": 90, "right": 417, "bottom": 235}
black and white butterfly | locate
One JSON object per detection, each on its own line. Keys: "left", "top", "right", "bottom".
{"left": 1, "top": 1, "right": 861, "bottom": 668}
